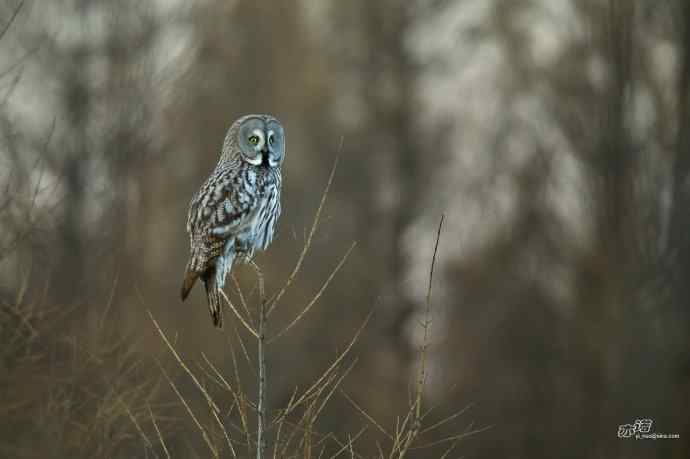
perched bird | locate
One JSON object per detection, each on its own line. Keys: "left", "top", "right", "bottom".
{"left": 181, "top": 114, "right": 285, "bottom": 327}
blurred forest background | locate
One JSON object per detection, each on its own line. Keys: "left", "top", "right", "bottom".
{"left": 1, "top": 0, "right": 690, "bottom": 458}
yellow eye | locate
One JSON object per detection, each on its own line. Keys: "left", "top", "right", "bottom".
{"left": 268, "top": 135, "right": 275, "bottom": 145}
{"left": 248, "top": 135, "right": 259, "bottom": 145}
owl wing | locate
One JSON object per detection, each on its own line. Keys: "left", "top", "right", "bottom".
{"left": 181, "top": 173, "right": 254, "bottom": 301}
{"left": 186, "top": 172, "right": 254, "bottom": 239}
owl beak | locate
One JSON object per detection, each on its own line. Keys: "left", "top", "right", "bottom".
{"left": 260, "top": 148, "right": 270, "bottom": 167}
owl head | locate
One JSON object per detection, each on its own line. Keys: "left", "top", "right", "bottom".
{"left": 222, "top": 114, "right": 285, "bottom": 168}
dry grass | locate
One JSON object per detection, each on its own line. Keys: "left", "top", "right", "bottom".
{"left": 0, "top": 143, "right": 485, "bottom": 458}
{"left": 0, "top": 207, "right": 482, "bottom": 459}
{"left": 144, "top": 161, "right": 485, "bottom": 458}
{"left": 0, "top": 292, "right": 168, "bottom": 458}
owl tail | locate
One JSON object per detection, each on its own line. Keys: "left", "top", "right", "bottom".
{"left": 202, "top": 271, "right": 223, "bottom": 328}
{"left": 180, "top": 264, "right": 199, "bottom": 301}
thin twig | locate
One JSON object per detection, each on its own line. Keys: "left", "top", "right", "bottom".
{"left": 99, "top": 264, "right": 120, "bottom": 330}
{"left": 155, "top": 358, "right": 219, "bottom": 458}
{"left": 0, "top": 0, "right": 24, "bottom": 42}
{"left": 215, "top": 406, "right": 238, "bottom": 459}
{"left": 268, "top": 242, "right": 356, "bottom": 344}
{"left": 376, "top": 442, "right": 386, "bottom": 459}
{"left": 220, "top": 289, "right": 259, "bottom": 338}
{"left": 391, "top": 403, "right": 416, "bottom": 459}
{"left": 302, "top": 403, "right": 314, "bottom": 459}
{"left": 312, "top": 358, "right": 358, "bottom": 422}
{"left": 328, "top": 428, "right": 366, "bottom": 459}
{"left": 148, "top": 403, "right": 171, "bottom": 459}
{"left": 268, "top": 143, "right": 343, "bottom": 317}
{"left": 278, "top": 420, "right": 367, "bottom": 459}
{"left": 409, "top": 425, "right": 492, "bottom": 450}
{"left": 415, "top": 214, "right": 445, "bottom": 419}
{"left": 230, "top": 318, "right": 256, "bottom": 373}
{"left": 340, "top": 390, "right": 393, "bottom": 440}
{"left": 149, "top": 313, "right": 234, "bottom": 455}
{"left": 250, "top": 260, "right": 266, "bottom": 301}
{"left": 120, "top": 398, "right": 154, "bottom": 452}
{"left": 421, "top": 382, "right": 459, "bottom": 420}
{"left": 201, "top": 352, "right": 241, "bottom": 402}
{"left": 438, "top": 438, "right": 460, "bottom": 459}
{"left": 231, "top": 272, "right": 254, "bottom": 326}
{"left": 148, "top": 311, "right": 220, "bottom": 415}
{"left": 420, "top": 403, "right": 473, "bottom": 435}
{"left": 279, "top": 373, "right": 352, "bottom": 458}
{"left": 229, "top": 340, "right": 254, "bottom": 455}
{"left": 280, "top": 308, "right": 373, "bottom": 417}
{"left": 256, "top": 299, "right": 267, "bottom": 459}
{"left": 397, "top": 214, "right": 445, "bottom": 459}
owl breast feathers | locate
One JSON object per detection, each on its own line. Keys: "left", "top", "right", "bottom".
{"left": 181, "top": 114, "right": 284, "bottom": 328}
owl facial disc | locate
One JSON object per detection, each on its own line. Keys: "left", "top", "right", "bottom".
{"left": 234, "top": 114, "right": 285, "bottom": 168}
{"left": 245, "top": 129, "right": 264, "bottom": 165}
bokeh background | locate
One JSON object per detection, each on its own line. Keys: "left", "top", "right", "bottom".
{"left": 1, "top": 0, "right": 690, "bottom": 458}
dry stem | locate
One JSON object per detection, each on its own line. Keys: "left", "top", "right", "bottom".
{"left": 268, "top": 144, "right": 342, "bottom": 317}
{"left": 256, "top": 299, "right": 267, "bottom": 459}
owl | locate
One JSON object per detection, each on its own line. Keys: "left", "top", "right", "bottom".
{"left": 181, "top": 114, "right": 285, "bottom": 328}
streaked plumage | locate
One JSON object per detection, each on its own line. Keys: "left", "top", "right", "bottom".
{"left": 181, "top": 114, "right": 285, "bottom": 327}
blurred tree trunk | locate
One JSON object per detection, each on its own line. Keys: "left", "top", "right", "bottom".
{"left": 600, "top": 0, "right": 634, "bottom": 263}
{"left": 22, "top": 3, "right": 160, "bottom": 308}
{"left": 670, "top": 1, "right": 690, "bottom": 284}
{"left": 54, "top": 47, "right": 91, "bottom": 304}
{"left": 361, "top": 0, "right": 422, "bottom": 358}
{"left": 668, "top": 0, "right": 690, "bottom": 452}
{"left": 587, "top": 2, "right": 635, "bottom": 455}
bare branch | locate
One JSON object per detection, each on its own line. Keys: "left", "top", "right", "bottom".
{"left": 269, "top": 241, "right": 356, "bottom": 343}
{"left": 413, "top": 214, "right": 445, "bottom": 422}
{"left": 220, "top": 288, "right": 259, "bottom": 338}
{"left": 328, "top": 428, "right": 366, "bottom": 459}
{"left": 268, "top": 142, "right": 343, "bottom": 317}
{"left": 148, "top": 311, "right": 220, "bottom": 415}
{"left": 391, "top": 214, "right": 445, "bottom": 459}
{"left": 155, "top": 358, "right": 219, "bottom": 458}
{"left": 231, "top": 272, "right": 254, "bottom": 327}
{"left": 120, "top": 398, "right": 154, "bottom": 453}
{"left": 420, "top": 403, "right": 473, "bottom": 435}
{"left": 340, "top": 390, "right": 393, "bottom": 441}
{"left": 409, "top": 425, "right": 492, "bottom": 450}
{"left": 279, "top": 308, "right": 373, "bottom": 417}
{"left": 256, "top": 299, "right": 267, "bottom": 459}
{"left": 0, "top": 0, "right": 24, "bottom": 43}
{"left": 148, "top": 404, "right": 171, "bottom": 459}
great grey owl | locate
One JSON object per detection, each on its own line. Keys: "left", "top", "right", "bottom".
{"left": 181, "top": 114, "right": 284, "bottom": 328}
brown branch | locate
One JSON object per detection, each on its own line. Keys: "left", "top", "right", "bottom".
{"left": 395, "top": 214, "right": 445, "bottom": 459}
{"left": 148, "top": 403, "right": 171, "bottom": 459}
{"left": 268, "top": 242, "right": 356, "bottom": 344}
{"left": 0, "top": 0, "right": 24, "bottom": 43}
{"left": 155, "top": 358, "right": 219, "bottom": 458}
{"left": 268, "top": 141, "right": 343, "bottom": 317}
{"left": 148, "top": 311, "right": 220, "bottom": 415}
{"left": 220, "top": 289, "right": 259, "bottom": 338}
{"left": 256, "top": 299, "right": 267, "bottom": 459}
